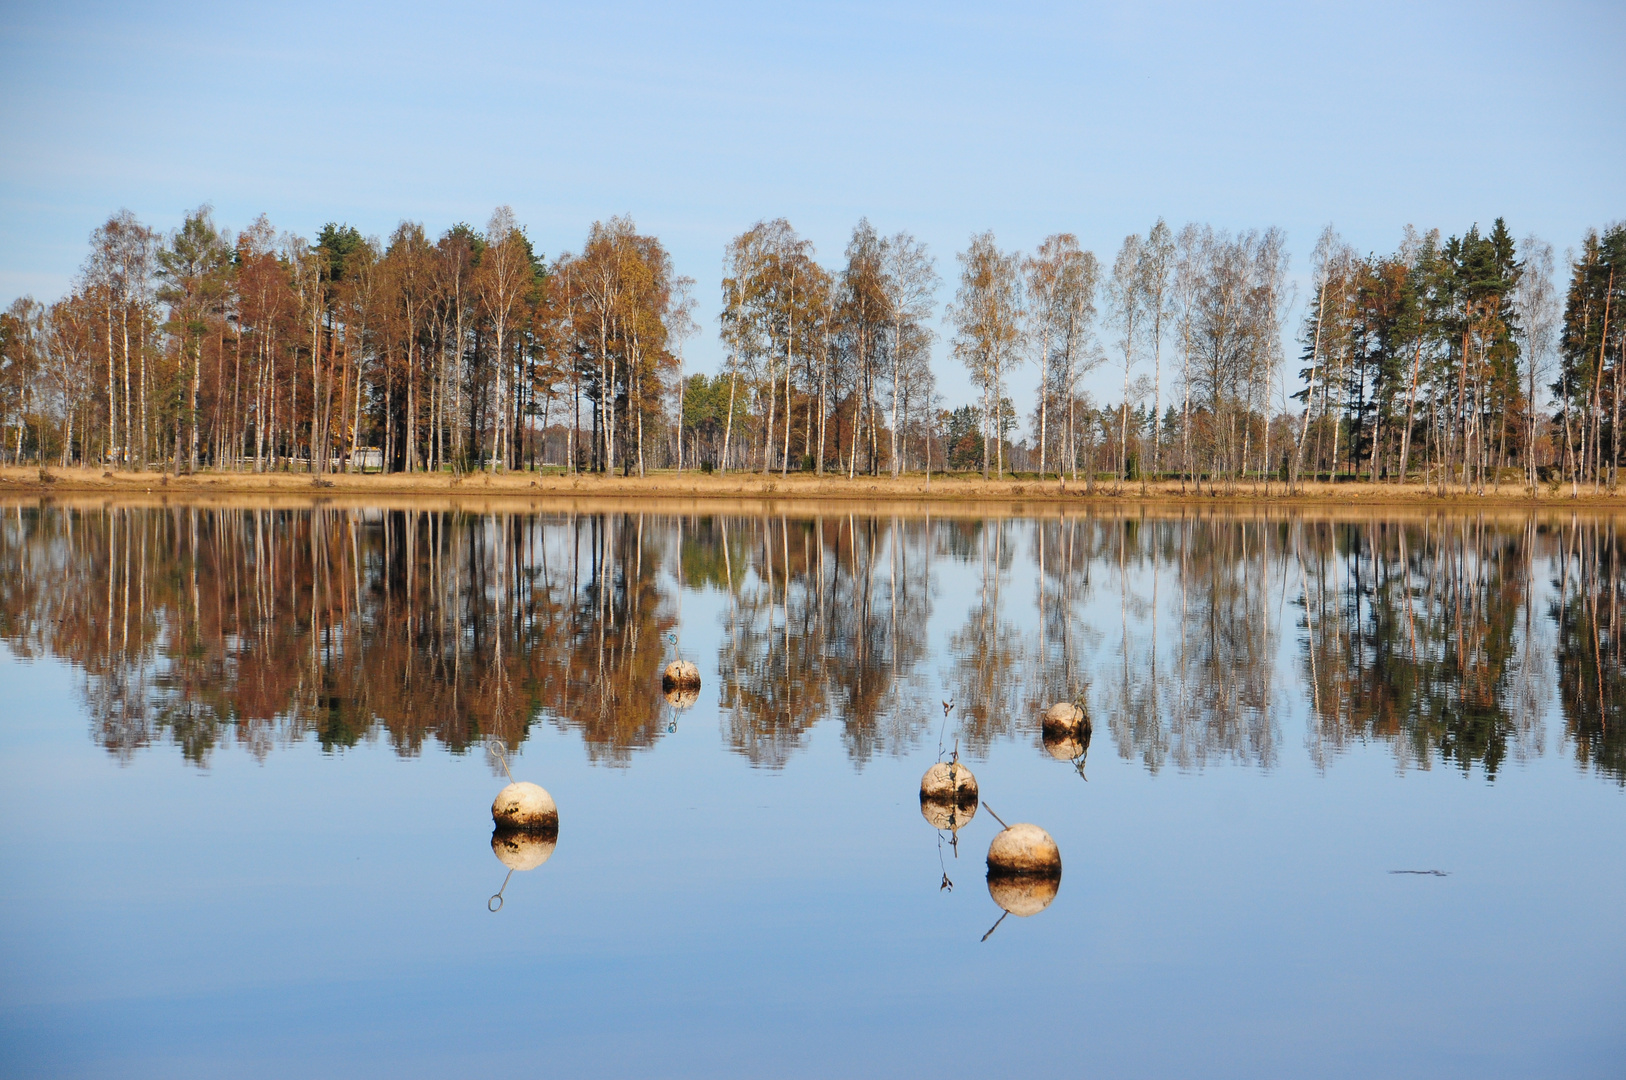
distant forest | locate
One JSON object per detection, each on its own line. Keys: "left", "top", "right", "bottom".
{"left": 0, "top": 206, "right": 1621, "bottom": 491}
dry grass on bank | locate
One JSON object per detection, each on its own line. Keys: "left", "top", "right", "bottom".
{"left": 3, "top": 464, "right": 1624, "bottom": 511}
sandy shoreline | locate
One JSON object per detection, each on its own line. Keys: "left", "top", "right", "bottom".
{"left": 2, "top": 465, "right": 1623, "bottom": 513}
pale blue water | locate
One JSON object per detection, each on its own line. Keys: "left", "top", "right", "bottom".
{"left": 0, "top": 504, "right": 1620, "bottom": 1078}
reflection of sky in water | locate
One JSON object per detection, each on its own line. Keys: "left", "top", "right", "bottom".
{"left": 0, "top": 507, "right": 1622, "bottom": 1077}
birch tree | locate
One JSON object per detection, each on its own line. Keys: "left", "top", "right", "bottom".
{"left": 670, "top": 274, "right": 698, "bottom": 472}
{"left": 1173, "top": 223, "right": 1203, "bottom": 488}
{"left": 1027, "top": 234, "right": 1099, "bottom": 480}
{"left": 839, "top": 221, "right": 890, "bottom": 477}
{"left": 86, "top": 211, "right": 157, "bottom": 468}
{"left": 476, "top": 207, "right": 533, "bottom": 473}
{"left": 948, "top": 232, "right": 1024, "bottom": 479}
{"left": 719, "top": 228, "right": 768, "bottom": 472}
{"left": 883, "top": 231, "right": 938, "bottom": 476}
{"left": 1513, "top": 235, "right": 1558, "bottom": 492}
{"left": 1107, "top": 233, "right": 1144, "bottom": 486}
{"left": 1140, "top": 219, "right": 1175, "bottom": 476}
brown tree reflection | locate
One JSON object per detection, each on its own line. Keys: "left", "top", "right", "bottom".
{"left": 714, "top": 513, "right": 934, "bottom": 767}
{"left": 1028, "top": 517, "right": 1103, "bottom": 715}
{"left": 1089, "top": 514, "right": 1283, "bottom": 772}
{"left": 948, "top": 519, "right": 1028, "bottom": 753}
{"left": 1, "top": 502, "right": 1620, "bottom": 782}
{"left": 1552, "top": 517, "right": 1625, "bottom": 784}
{"left": 0, "top": 503, "right": 673, "bottom": 766}
{"left": 1296, "top": 516, "right": 1548, "bottom": 778}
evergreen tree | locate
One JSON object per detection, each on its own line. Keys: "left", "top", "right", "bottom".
{"left": 1556, "top": 225, "right": 1625, "bottom": 490}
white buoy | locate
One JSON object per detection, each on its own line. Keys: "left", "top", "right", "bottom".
{"left": 1042, "top": 701, "right": 1086, "bottom": 728}
{"left": 1041, "top": 702, "right": 1091, "bottom": 761}
{"left": 663, "top": 659, "right": 701, "bottom": 691}
{"left": 920, "top": 761, "right": 978, "bottom": 803}
{"left": 919, "top": 761, "right": 979, "bottom": 831}
{"left": 986, "top": 822, "right": 1062, "bottom": 878}
{"left": 492, "top": 781, "right": 558, "bottom": 833}
{"left": 978, "top": 818, "right": 1063, "bottom": 938}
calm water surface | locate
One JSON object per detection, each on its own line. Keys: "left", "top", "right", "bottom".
{"left": 1, "top": 500, "right": 1622, "bottom": 1078}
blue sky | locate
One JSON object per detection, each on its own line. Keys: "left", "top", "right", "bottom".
{"left": 2, "top": 0, "right": 1621, "bottom": 412}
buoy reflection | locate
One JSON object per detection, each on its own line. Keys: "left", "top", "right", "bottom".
{"left": 493, "top": 829, "right": 558, "bottom": 871}
{"left": 920, "top": 754, "right": 978, "bottom": 888}
{"left": 662, "top": 659, "right": 700, "bottom": 731}
{"left": 1041, "top": 701, "right": 1092, "bottom": 779}
{"left": 485, "top": 739, "right": 560, "bottom": 912}
{"left": 919, "top": 760, "right": 979, "bottom": 830}
{"left": 488, "top": 828, "right": 559, "bottom": 911}
{"left": 981, "top": 810, "right": 1062, "bottom": 940}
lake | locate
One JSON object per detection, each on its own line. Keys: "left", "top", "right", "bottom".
{"left": 0, "top": 499, "right": 1621, "bottom": 1078}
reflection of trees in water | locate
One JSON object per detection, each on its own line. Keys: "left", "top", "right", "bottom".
{"left": 1025, "top": 518, "right": 1104, "bottom": 718}
{"left": 942, "top": 514, "right": 1286, "bottom": 773}
{"left": 1297, "top": 516, "right": 1547, "bottom": 777}
{"left": 1027, "top": 511, "right": 1608, "bottom": 779}
{"left": 535, "top": 513, "right": 674, "bottom": 765}
{"left": 0, "top": 505, "right": 673, "bottom": 767}
{"left": 3, "top": 504, "right": 1621, "bottom": 780}
{"left": 1552, "top": 518, "right": 1624, "bottom": 784}
{"left": 1166, "top": 516, "right": 1284, "bottom": 770}
{"left": 949, "top": 520, "right": 1028, "bottom": 753}
{"left": 713, "top": 514, "right": 934, "bottom": 767}
{"left": 1099, "top": 515, "right": 1283, "bottom": 772}
{"left": 679, "top": 515, "right": 747, "bottom": 593}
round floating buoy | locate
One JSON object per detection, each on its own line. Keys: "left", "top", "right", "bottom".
{"left": 1042, "top": 702, "right": 1091, "bottom": 760}
{"left": 491, "top": 828, "right": 557, "bottom": 871}
{"left": 919, "top": 761, "right": 978, "bottom": 830}
{"left": 663, "top": 660, "right": 701, "bottom": 692}
{"left": 920, "top": 761, "right": 978, "bottom": 803}
{"left": 981, "top": 822, "right": 1063, "bottom": 933}
{"left": 491, "top": 781, "right": 559, "bottom": 833}
{"left": 987, "top": 822, "right": 1062, "bottom": 878}
{"left": 1042, "top": 701, "right": 1086, "bottom": 729}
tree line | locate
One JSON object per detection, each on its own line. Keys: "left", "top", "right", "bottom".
{"left": 0, "top": 207, "right": 687, "bottom": 476}
{"left": 1294, "top": 221, "right": 1624, "bottom": 494}
{"left": 0, "top": 206, "right": 1619, "bottom": 490}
